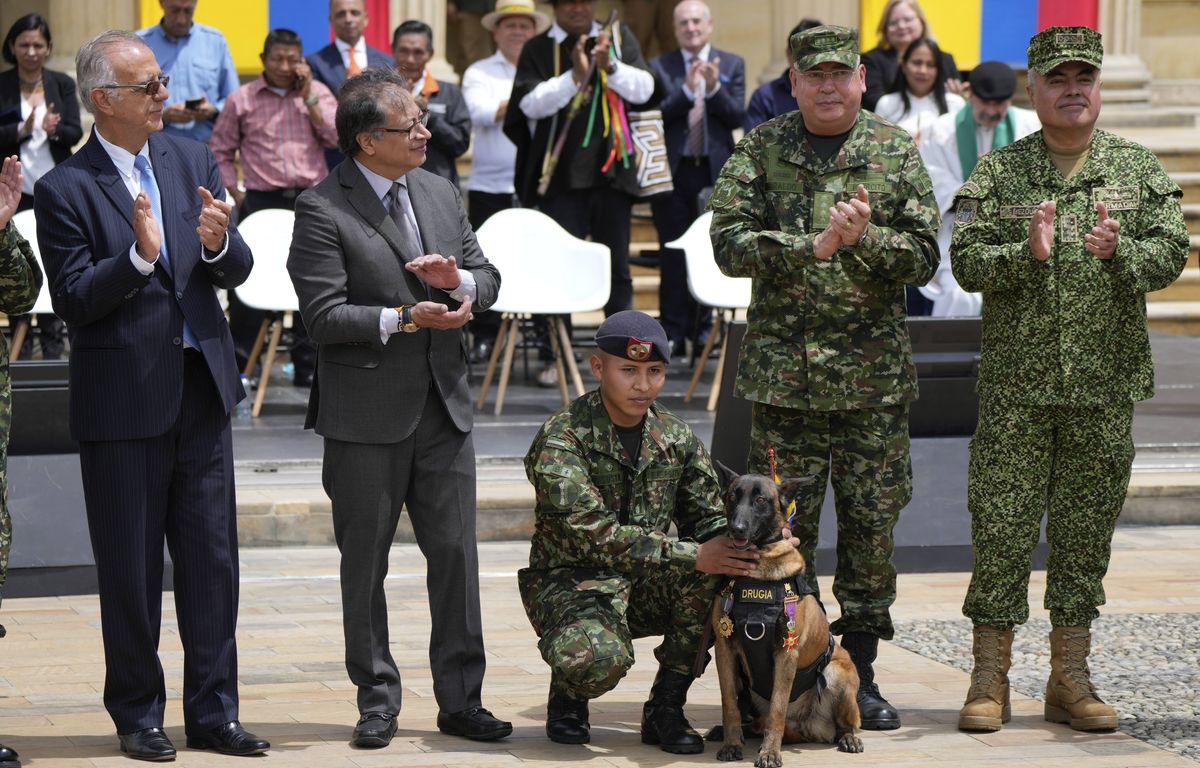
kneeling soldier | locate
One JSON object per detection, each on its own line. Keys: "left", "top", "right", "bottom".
{"left": 520, "top": 311, "right": 786, "bottom": 753}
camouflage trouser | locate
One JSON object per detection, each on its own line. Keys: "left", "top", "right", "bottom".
{"left": 749, "top": 402, "right": 911, "bottom": 640}
{"left": 1, "top": 449, "right": 9, "bottom": 626}
{"left": 963, "top": 401, "right": 1134, "bottom": 630}
{"left": 518, "top": 564, "right": 720, "bottom": 700}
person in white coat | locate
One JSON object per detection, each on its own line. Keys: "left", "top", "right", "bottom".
{"left": 918, "top": 61, "right": 1040, "bottom": 316}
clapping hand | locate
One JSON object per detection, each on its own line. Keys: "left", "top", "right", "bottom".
{"left": 1084, "top": 201, "right": 1119, "bottom": 260}
{"left": 412, "top": 295, "right": 472, "bottom": 330}
{"left": 196, "top": 186, "right": 231, "bottom": 252}
{"left": 0, "top": 156, "right": 23, "bottom": 230}
{"left": 1029, "top": 200, "right": 1056, "bottom": 262}
{"left": 132, "top": 191, "right": 161, "bottom": 263}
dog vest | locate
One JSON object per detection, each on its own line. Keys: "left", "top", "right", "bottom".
{"left": 719, "top": 575, "right": 833, "bottom": 703}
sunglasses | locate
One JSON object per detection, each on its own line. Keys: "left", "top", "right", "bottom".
{"left": 376, "top": 109, "right": 431, "bottom": 136}
{"left": 101, "top": 75, "right": 170, "bottom": 96}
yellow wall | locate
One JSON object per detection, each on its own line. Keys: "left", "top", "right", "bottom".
{"left": 138, "top": 0, "right": 268, "bottom": 75}
{"left": 859, "top": 0, "right": 982, "bottom": 68}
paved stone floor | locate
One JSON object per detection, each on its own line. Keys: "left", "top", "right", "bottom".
{"left": 3, "top": 526, "right": 1198, "bottom": 767}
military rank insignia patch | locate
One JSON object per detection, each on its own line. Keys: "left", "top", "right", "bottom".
{"left": 955, "top": 199, "right": 979, "bottom": 227}
{"left": 626, "top": 337, "right": 651, "bottom": 361}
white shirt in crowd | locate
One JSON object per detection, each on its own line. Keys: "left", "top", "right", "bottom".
{"left": 461, "top": 51, "right": 519, "bottom": 194}
{"left": 875, "top": 90, "right": 965, "bottom": 143}
{"left": 18, "top": 93, "right": 54, "bottom": 195}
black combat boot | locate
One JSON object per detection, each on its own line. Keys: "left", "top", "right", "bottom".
{"left": 546, "top": 689, "right": 591, "bottom": 744}
{"left": 841, "top": 632, "right": 901, "bottom": 730}
{"left": 640, "top": 669, "right": 704, "bottom": 754}
{"left": 0, "top": 741, "right": 19, "bottom": 768}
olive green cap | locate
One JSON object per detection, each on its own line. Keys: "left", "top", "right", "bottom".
{"left": 1027, "top": 26, "right": 1103, "bottom": 75}
{"left": 790, "top": 25, "right": 859, "bottom": 71}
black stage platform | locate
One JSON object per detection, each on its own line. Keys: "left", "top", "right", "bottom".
{"left": 6, "top": 328, "right": 1199, "bottom": 597}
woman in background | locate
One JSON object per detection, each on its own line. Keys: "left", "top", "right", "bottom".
{"left": 861, "top": 0, "right": 962, "bottom": 110}
{"left": 874, "top": 37, "right": 964, "bottom": 143}
{"left": 0, "top": 14, "right": 80, "bottom": 360}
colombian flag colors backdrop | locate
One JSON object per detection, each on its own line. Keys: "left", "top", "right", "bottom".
{"left": 858, "top": 0, "right": 1099, "bottom": 69}
{"left": 138, "top": 0, "right": 392, "bottom": 74}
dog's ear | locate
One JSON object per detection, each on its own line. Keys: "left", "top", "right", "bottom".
{"left": 714, "top": 460, "right": 740, "bottom": 491}
{"left": 777, "top": 475, "right": 819, "bottom": 509}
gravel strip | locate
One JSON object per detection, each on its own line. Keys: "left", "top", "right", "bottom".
{"left": 893, "top": 614, "right": 1200, "bottom": 762}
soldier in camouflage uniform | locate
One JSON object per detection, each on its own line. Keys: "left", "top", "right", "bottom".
{"left": 951, "top": 28, "right": 1189, "bottom": 735}
{"left": 0, "top": 155, "right": 46, "bottom": 768}
{"left": 520, "top": 311, "right": 779, "bottom": 754}
{"left": 709, "top": 25, "right": 939, "bottom": 731}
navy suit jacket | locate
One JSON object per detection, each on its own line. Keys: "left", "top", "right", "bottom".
{"left": 650, "top": 47, "right": 745, "bottom": 185}
{"left": 34, "top": 130, "right": 253, "bottom": 442}
{"left": 307, "top": 42, "right": 395, "bottom": 96}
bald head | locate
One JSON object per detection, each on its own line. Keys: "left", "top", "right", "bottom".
{"left": 673, "top": 0, "right": 713, "bottom": 54}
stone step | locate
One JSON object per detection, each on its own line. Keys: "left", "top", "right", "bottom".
{"left": 1098, "top": 106, "right": 1200, "bottom": 130}
{"left": 1175, "top": 171, "right": 1200, "bottom": 201}
{"left": 1147, "top": 300, "right": 1200, "bottom": 336}
{"left": 1185, "top": 203, "right": 1200, "bottom": 236}
{"left": 1151, "top": 270, "right": 1200, "bottom": 302}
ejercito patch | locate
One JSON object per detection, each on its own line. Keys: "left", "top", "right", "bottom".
{"left": 955, "top": 199, "right": 979, "bottom": 227}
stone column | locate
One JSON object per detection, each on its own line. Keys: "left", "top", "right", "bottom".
{"left": 1098, "top": 0, "right": 1152, "bottom": 104}
{"left": 391, "top": 0, "right": 458, "bottom": 82}
{"left": 761, "top": 0, "right": 861, "bottom": 85}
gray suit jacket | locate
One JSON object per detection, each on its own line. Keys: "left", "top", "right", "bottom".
{"left": 287, "top": 160, "right": 499, "bottom": 444}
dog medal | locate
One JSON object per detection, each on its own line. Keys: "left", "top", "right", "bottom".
{"left": 718, "top": 614, "right": 734, "bottom": 638}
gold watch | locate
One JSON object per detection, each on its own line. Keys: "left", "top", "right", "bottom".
{"left": 396, "top": 305, "right": 419, "bottom": 333}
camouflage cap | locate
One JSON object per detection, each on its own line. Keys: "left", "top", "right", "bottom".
{"left": 790, "top": 25, "right": 859, "bottom": 71}
{"left": 1027, "top": 26, "right": 1103, "bottom": 75}
{"left": 595, "top": 310, "right": 670, "bottom": 364}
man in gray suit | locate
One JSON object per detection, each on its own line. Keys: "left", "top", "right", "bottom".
{"left": 286, "top": 66, "right": 508, "bottom": 748}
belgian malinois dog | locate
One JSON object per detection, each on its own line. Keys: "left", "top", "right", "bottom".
{"left": 711, "top": 469, "right": 863, "bottom": 765}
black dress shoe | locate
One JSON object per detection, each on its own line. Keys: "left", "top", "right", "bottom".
{"left": 185, "top": 721, "right": 269, "bottom": 756}
{"left": 351, "top": 712, "right": 397, "bottom": 749}
{"left": 118, "top": 727, "right": 176, "bottom": 762}
{"left": 0, "top": 741, "right": 20, "bottom": 768}
{"left": 436, "top": 706, "right": 512, "bottom": 741}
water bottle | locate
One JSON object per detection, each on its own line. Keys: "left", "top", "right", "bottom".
{"left": 236, "top": 374, "right": 252, "bottom": 419}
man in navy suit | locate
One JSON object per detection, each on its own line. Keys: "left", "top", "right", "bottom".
{"left": 649, "top": 0, "right": 743, "bottom": 355}
{"left": 34, "top": 30, "right": 267, "bottom": 761}
{"left": 308, "top": 0, "right": 394, "bottom": 168}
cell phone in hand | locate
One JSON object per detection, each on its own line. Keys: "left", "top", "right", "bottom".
{"left": 185, "top": 98, "right": 203, "bottom": 110}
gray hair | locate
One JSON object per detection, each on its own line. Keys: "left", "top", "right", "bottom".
{"left": 76, "top": 30, "right": 146, "bottom": 113}
{"left": 335, "top": 66, "right": 411, "bottom": 157}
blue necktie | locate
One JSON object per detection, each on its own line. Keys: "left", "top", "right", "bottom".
{"left": 135, "top": 154, "right": 198, "bottom": 348}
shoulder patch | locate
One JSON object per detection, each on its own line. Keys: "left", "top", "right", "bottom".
{"left": 955, "top": 199, "right": 979, "bottom": 227}
{"left": 708, "top": 178, "right": 736, "bottom": 211}
{"left": 958, "top": 180, "right": 982, "bottom": 199}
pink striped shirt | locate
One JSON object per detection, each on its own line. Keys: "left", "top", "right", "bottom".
{"left": 210, "top": 77, "right": 339, "bottom": 192}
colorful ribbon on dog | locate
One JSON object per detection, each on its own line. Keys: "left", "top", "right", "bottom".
{"left": 767, "top": 447, "right": 798, "bottom": 527}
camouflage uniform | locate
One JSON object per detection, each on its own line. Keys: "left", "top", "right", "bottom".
{"left": 0, "top": 221, "right": 45, "bottom": 622}
{"left": 952, "top": 128, "right": 1188, "bottom": 629}
{"left": 519, "top": 390, "right": 726, "bottom": 699}
{"left": 709, "top": 107, "right": 939, "bottom": 639}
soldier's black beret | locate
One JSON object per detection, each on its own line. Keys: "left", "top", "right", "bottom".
{"left": 594, "top": 310, "right": 671, "bottom": 364}
{"left": 969, "top": 61, "right": 1017, "bottom": 101}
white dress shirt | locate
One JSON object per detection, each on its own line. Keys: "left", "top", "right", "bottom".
{"left": 336, "top": 37, "right": 367, "bottom": 72}
{"left": 461, "top": 51, "right": 519, "bottom": 194}
{"left": 874, "top": 90, "right": 965, "bottom": 141}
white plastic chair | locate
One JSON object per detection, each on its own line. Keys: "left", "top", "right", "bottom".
{"left": 9, "top": 209, "right": 57, "bottom": 361}
{"left": 233, "top": 208, "right": 298, "bottom": 417}
{"left": 667, "top": 210, "right": 752, "bottom": 411}
{"left": 474, "top": 208, "right": 611, "bottom": 414}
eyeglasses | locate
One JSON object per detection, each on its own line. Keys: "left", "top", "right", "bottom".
{"left": 377, "top": 109, "right": 431, "bottom": 136}
{"left": 101, "top": 75, "right": 170, "bottom": 96}
{"left": 797, "top": 69, "right": 855, "bottom": 86}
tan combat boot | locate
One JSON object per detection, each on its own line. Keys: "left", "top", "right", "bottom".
{"left": 958, "top": 625, "right": 1014, "bottom": 732}
{"left": 1044, "top": 626, "right": 1118, "bottom": 731}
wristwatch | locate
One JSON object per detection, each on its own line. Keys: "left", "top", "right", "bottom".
{"left": 397, "top": 305, "right": 420, "bottom": 333}
{"left": 304, "top": 93, "right": 320, "bottom": 107}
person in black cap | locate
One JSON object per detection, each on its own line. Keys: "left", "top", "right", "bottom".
{"left": 518, "top": 310, "right": 795, "bottom": 753}
{"left": 917, "top": 60, "right": 1040, "bottom": 316}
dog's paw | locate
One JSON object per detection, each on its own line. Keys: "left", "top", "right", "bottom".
{"left": 753, "top": 750, "right": 782, "bottom": 768}
{"left": 837, "top": 733, "right": 864, "bottom": 753}
{"left": 716, "top": 744, "right": 743, "bottom": 761}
